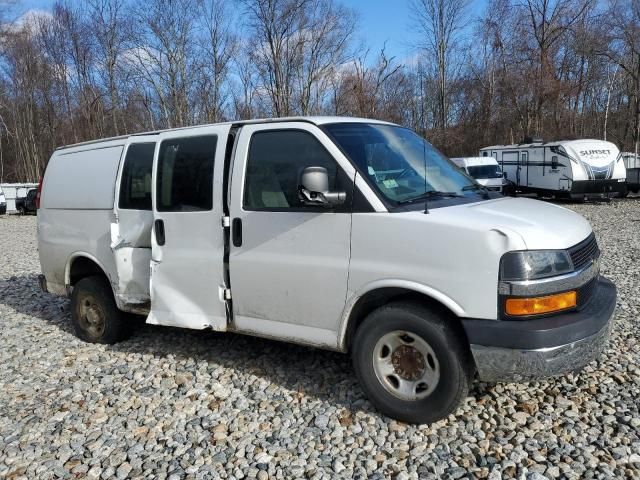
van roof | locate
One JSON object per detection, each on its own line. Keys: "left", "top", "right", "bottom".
{"left": 55, "top": 116, "right": 397, "bottom": 151}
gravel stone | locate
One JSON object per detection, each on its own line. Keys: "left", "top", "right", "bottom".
{"left": 1, "top": 200, "right": 639, "bottom": 479}
{"left": 314, "top": 414, "right": 330, "bottom": 429}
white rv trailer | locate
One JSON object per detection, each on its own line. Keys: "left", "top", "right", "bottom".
{"left": 479, "top": 139, "right": 627, "bottom": 199}
{"left": 621, "top": 152, "right": 640, "bottom": 193}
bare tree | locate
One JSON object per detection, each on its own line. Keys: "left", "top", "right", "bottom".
{"left": 241, "top": 0, "right": 305, "bottom": 116}
{"left": 88, "top": 0, "right": 128, "bottom": 135}
{"left": 241, "top": 0, "right": 355, "bottom": 116}
{"left": 601, "top": 0, "right": 640, "bottom": 155}
{"left": 130, "top": 0, "right": 199, "bottom": 128}
{"left": 294, "top": 0, "right": 356, "bottom": 114}
{"left": 197, "top": 0, "right": 236, "bottom": 122}
{"left": 412, "top": 0, "right": 469, "bottom": 139}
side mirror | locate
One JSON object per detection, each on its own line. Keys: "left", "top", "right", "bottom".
{"left": 299, "top": 166, "right": 346, "bottom": 206}
{"left": 502, "top": 171, "right": 507, "bottom": 178}
{"left": 551, "top": 156, "right": 558, "bottom": 170}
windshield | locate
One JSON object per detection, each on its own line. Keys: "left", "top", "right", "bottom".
{"left": 467, "top": 165, "right": 503, "bottom": 179}
{"left": 324, "top": 123, "right": 477, "bottom": 205}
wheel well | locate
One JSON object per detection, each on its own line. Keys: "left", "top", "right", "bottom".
{"left": 344, "top": 288, "right": 468, "bottom": 351}
{"left": 68, "top": 256, "right": 108, "bottom": 286}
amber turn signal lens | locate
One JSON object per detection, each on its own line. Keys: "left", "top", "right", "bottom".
{"left": 505, "top": 291, "right": 577, "bottom": 316}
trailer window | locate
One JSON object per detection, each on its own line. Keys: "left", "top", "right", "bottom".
{"left": 157, "top": 135, "right": 216, "bottom": 212}
{"left": 119, "top": 143, "right": 155, "bottom": 210}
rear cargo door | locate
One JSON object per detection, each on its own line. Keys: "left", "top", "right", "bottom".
{"left": 148, "top": 125, "right": 231, "bottom": 330}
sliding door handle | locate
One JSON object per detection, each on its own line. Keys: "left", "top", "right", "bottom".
{"left": 155, "top": 219, "right": 165, "bottom": 246}
{"left": 232, "top": 218, "right": 242, "bottom": 247}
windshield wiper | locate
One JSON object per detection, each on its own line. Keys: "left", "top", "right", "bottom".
{"left": 397, "top": 190, "right": 462, "bottom": 205}
{"left": 462, "top": 183, "right": 491, "bottom": 199}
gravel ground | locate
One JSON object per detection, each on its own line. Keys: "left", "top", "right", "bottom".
{"left": 0, "top": 201, "right": 639, "bottom": 480}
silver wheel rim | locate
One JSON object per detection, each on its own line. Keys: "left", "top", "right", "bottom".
{"left": 372, "top": 330, "right": 440, "bottom": 401}
{"left": 78, "top": 295, "right": 106, "bottom": 337}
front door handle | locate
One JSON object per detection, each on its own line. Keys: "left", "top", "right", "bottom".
{"left": 232, "top": 218, "right": 242, "bottom": 247}
{"left": 155, "top": 219, "right": 165, "bottom": 246}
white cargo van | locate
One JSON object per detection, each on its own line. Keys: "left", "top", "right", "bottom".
{"left": 480, "top": 139, "right": 627, "bottom": 199}
{"left": 38, "top": 117, "right": 616, "bottom": 423}
{"left": 451, "top": 157, "right": 506, "bottom": 192}
{"left": 0, "top": 186, "right": 6, "bottom": 214}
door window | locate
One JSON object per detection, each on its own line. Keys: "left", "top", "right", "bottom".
{"left": 157, "top": 135, "right": 216, "bottom": 212}
{"left": 243, "top": 129, "right": 351, "bottom": 211}
{"left": 119, "top": 143, "right": 155, "bottom": 210}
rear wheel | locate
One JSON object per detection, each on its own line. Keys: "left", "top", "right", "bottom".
{"left": 352, "top": 302, "right": 472, "bottom": 424}
{"left": 17, "top": 206, "right": 25, "bottom": 215}
{"left": 71, "top": 276, "right": 128, "bottom": 344}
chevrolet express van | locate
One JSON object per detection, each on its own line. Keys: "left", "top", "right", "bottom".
{"left": 37, "top": 117, "right": 616, "bottom": 423}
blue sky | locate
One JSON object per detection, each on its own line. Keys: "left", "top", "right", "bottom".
{"left": 12, "top": 0, "right": 488, "bottom": 62}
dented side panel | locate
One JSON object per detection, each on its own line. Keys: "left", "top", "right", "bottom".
{"left": 110, "top": 136, "right": 158, "bottom": 313}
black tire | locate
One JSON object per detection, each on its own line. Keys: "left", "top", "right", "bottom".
{"left": 17, "top": 206, "right": 25, "bottom": 215}
{"left": 352, "top": 302, "right": 472, "bottom": 424}
{"left": 71, "top": 276, "right": 129, "bottom": 344}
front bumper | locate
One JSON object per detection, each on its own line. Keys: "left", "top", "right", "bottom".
{"left": 463, "top": 276, "right": 616, "bottom": 382}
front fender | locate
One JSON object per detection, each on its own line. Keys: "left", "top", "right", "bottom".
{"left": 336, "top": 279, "right": 466, "bottom": 351}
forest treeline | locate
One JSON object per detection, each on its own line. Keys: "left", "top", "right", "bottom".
{"left": 1, "top": 0, "right": 639, "bottom": 182}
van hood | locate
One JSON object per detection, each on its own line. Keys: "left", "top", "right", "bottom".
{"left": 435, "top": 197, "right": 592, "bottom": 250}
{"left": 476, "top": 178, "right": 503, "bottom": 188}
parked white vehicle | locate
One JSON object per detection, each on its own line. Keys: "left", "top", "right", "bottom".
{"left": 480, "top": 139, "right": 627, "bottom": 199}
{"left": 0, "top": 182, "right": 39, "bottom": 213}
{"left": 37, "top": 117, "right": 616, "bottom": 423}
{"left": 451, "top": 157, "right": 505, "bottom": 192}
{"left": 0, "top": 186, "right": 6, "bottom": 214}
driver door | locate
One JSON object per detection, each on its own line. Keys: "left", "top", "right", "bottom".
{"left": 227, "top": 123, "right": 356, "bottom": 348}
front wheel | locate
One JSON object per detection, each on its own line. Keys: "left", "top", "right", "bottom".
{"left": 71, "top": 276, "right": 129, "bottom": 344}
{"left": 352, "top": 302, "right": 472, "bottom": 424}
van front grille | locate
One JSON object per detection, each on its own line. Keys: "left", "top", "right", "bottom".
{"left": 577, "top": 276, "right": 598, "bottom": 308}
{"left": 568, "top": 233, "right": 600, "bottom": 270}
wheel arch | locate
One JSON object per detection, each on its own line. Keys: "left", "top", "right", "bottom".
{"left": 65, "top": 252, "right": 114, "bottom": 294}
{"left": 338, "top": 281, "right": 466, "bottom": 352}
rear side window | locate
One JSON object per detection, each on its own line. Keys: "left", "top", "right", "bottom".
{"left": 119, "top": 143, "right": 155, "bottom": 210}
{"left": 157, "top": 135, "right": 216, "bottom": 212}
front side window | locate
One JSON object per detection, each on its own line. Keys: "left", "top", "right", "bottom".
{"left": 324, "top": 123, "right": 479, "bottom": 207}
{"left": 243, "top": 130, "right": 351, "bottom": 210}
{"left": 157, "top": 135, "right": 216, "bottom": 212}
{"left": 119, "top": 143, "right": 155, "bottom": 210}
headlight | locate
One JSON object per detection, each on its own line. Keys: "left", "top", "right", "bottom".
{"left": 500, "top": 250, "right": 573, "bottom": 281}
